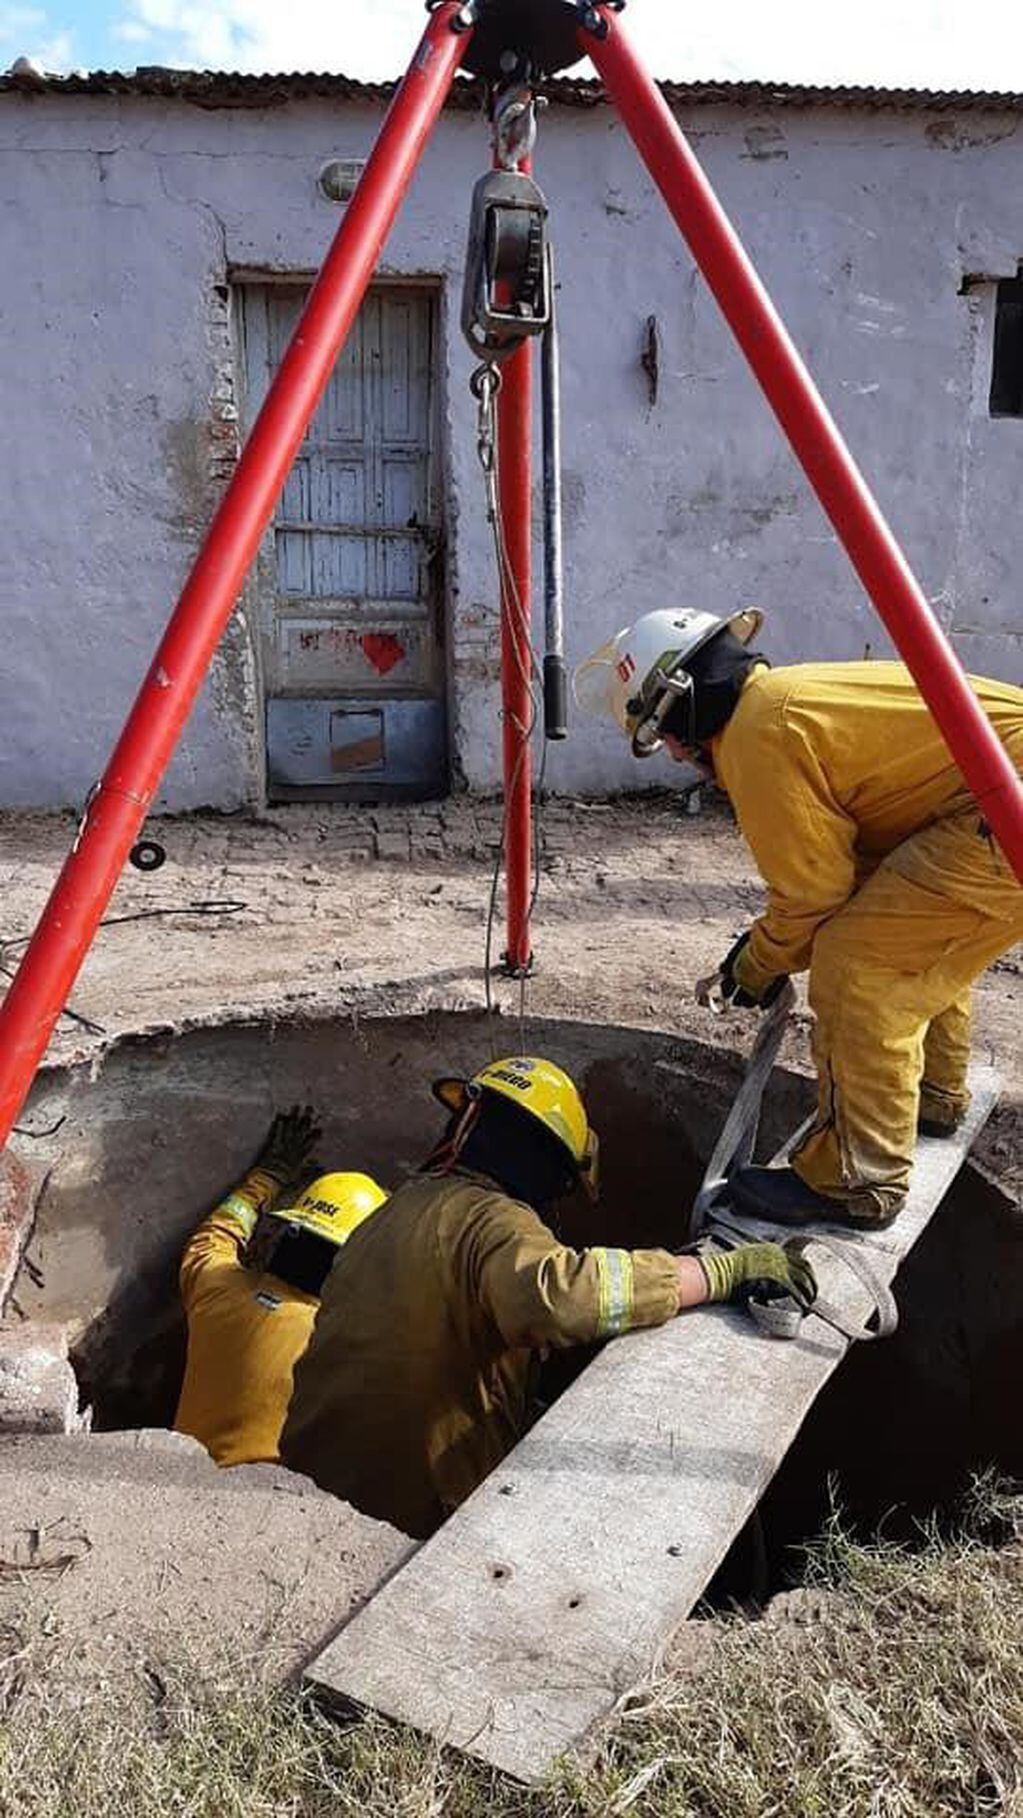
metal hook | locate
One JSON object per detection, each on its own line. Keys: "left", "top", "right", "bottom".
{"left": 469, "top": 361, "right": 502, "bottom": 404}
{"left": 493, "top": 83, "right": 537, "bottom": 170}
{"left": 471, "top": 362, "right": 502, "bottom": 477}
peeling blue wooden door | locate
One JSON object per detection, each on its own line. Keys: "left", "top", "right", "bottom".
{"left": 240, "top": 282, "right": 446, "bottom": 799}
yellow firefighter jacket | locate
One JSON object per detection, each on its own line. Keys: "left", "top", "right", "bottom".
{"left": 711, "top": 661, "right": 1023, "bottom": 996}
{"left": 173, "top": 1165, "right": 319, "bottom": 1467}
{"left": 280, "top": 1168, "right": 680, "bottom": 1538}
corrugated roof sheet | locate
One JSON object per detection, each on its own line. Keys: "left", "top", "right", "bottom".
{"left": 1, "top": 66, "right": 1022, "bottom": 112}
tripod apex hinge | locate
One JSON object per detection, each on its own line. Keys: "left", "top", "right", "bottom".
{"left": 431, "top": 0, "right": 627, "bottom": 79}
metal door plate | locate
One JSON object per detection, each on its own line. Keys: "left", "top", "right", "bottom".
{"left": 266, "top": 696, "right": 447, "bottom": 799}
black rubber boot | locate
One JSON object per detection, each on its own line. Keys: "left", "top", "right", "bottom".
{"left": 918, "top": 1114, "right": 963, "bottom": 1138}
{"left": 730, "top": 1165, "right": 901, "bottom": 1231}
{"left": 915, "top": 1105, "right": 966, "bottom": 1134}
{"left": 918, "top": 1084, "right": 967, "bottom": 1139}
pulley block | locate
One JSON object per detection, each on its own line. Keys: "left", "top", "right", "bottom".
{"left": 461, "top": 169, "right": 551, "bottom": 362}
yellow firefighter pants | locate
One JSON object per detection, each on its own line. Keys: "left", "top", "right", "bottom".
{"left": 793, "top": 789, "right": 1023, "bottom": 1219}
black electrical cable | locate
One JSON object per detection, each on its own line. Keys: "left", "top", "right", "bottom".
{"left": 0, "top": 959, "right": 104, "bottom": 1037}
{"left": 0, "top": 899, "right": 248, "bottom": 1042}
{"left": 0, "top": 899, "right": 246, "bottom": 963}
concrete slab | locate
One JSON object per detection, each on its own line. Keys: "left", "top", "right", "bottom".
{"left": 306, "top": 1066, "right": 1001, "bottom": 1783}
{"left": 0, "top": 1429, "right": 414, "bottom": 1697}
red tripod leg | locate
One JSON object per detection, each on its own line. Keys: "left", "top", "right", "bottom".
{"left": 489, "top": 113, "right": 536, "bottom": 979}
{"left": 498, "top": 332, "right": 535, "bottom": 976}
{"left": 0, "top": 3, "right": 470, "bottom": 1147}
{"left": 585, "top": 7, "right": 1023, "bottom": 881}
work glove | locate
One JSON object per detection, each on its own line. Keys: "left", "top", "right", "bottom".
{"left": 696, "top": 931, "right": 789, "bottom": 1012}
{"left": 255, "top": 1104, "right": 322, "bottom": 1188}
{"left": 698, "top": 1239, "right": 817, "bottom": 1311}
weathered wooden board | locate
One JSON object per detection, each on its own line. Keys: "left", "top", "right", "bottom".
{"left": 306, "top": 1067, "right": 1001, "bottom": 1783}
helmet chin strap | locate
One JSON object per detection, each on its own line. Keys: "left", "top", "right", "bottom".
{"left": 422, "top": 1091, "right": 483, "bottom": 1176}
{"left": 632, "top": 663, "right": 696, "bottom": 755}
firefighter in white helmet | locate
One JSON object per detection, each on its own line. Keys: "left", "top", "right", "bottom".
{"left": 280, "top": 1057, "right": 814, "bottom": 1537}
{"left": 575, "top": 606, "right": 765, "bottom": 765}
{"left": 174, "top": 1105, "right": 388, "bottom": 1467}
{"left": 576, "top": 610, "right": 1023, "bottom": 1229}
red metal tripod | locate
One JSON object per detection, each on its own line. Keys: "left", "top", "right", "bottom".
{"left": 0, "top": 0, "right": 1021, "bottom": 1147}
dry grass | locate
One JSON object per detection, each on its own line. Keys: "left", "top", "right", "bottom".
{"left": 1, "top": 1485, "right": 1022, "bottom": 1818}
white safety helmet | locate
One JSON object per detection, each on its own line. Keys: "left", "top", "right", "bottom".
{"left": 573, "top": 606, "right": 763, "bottom": 758}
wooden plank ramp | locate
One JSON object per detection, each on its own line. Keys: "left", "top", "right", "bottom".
{"left": 306, "top": 1066, "right": 1001, "bottom": 1784}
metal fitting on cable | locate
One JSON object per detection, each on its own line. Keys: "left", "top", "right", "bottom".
{"left": 470, "top": 362, "right": 502, "bottom": 477}
{"left": 426, "top": 0, "right": 478, "bottom": 30}
{"left": 576, "top": 0, "right": 625, "bottom": 37}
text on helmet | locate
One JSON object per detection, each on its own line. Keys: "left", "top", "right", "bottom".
{"left": 488, "top": 1067, "right": 534, "bottom": 1092}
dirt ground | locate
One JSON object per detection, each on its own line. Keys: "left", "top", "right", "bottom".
{"left": 2, "top": 790, "right": 1020, "bottom": 1192}
{"left": 1, "top": 789, "right": 1020, "bottom": 1198}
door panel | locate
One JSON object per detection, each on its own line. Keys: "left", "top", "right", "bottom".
{"left": 276, "top": 620, "right": 437, "bottom": 692}
{"left": 239, "top": 281, "right": 446, "bottom": 799}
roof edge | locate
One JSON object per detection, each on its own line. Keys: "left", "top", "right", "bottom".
{"left": 2, "top": 66, "right": 1023, "bottom": 113}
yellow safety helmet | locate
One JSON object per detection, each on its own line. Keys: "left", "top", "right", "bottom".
{"left": 432, "top": 1056, "right": 599, "bottom": 1196}
{"left": 270, "top": 1171, "right": 388, "bottom": 1249}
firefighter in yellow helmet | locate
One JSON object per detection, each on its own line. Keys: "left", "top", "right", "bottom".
{"left": 575, "top": 609, "right": 1023, "bottom": 1228}
{"left": 280, "top": 1058, "right": 814, "bottom": 1537}
{"left": 173, "top": 1105, "right": 388, "bottom": 1467}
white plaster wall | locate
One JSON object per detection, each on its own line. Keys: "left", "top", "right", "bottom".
{"left": 0, "top": 89, "right": 1020, "bottom": 807}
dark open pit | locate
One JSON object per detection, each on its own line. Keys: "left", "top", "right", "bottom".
{"left": 761, "top": 1160, "right": 1023, "bottom": 1558}
{"left": 10, "top": 1008, "right": 1022, "bottom": 1576}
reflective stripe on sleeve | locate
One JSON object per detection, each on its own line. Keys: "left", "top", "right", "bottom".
{"left": 593, "top": 1246, "right": 635, "bottom": 1338}
{"left": 218, "top": 1193, "right": 258, "bottom": 1237}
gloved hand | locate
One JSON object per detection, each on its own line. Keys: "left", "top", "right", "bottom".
{"left": 699, "top": 1239, "right": 817, "bottom": 1310}
{"left": 697, "top": 931, "right": 789, "bottom": 1012}
{"left": 255, "top": 1104, "right": 322, "bottom": 1188}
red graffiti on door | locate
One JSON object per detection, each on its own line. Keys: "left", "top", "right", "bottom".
{"left": 360, "top": 632, "right": 405, "bottom": 676}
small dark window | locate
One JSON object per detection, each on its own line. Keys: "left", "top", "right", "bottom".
{"left": 989, "top": 278, "right": 1023, "bottom": 417}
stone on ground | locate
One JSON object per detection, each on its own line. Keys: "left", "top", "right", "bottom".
{"left": 0, "top": 1323, "right": 85, "bottom": 1434}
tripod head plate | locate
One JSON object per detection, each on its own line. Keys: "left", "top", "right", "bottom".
{"left": 453, "top": 0, "right": 592, "bottom": 80}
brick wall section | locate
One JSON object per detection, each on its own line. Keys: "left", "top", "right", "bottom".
{"left": 207, "top": 277, "right": 241, "bottom": 490}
